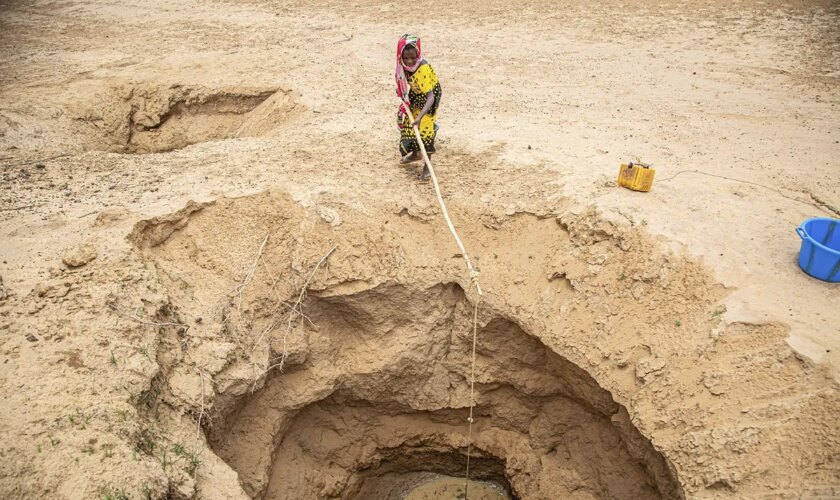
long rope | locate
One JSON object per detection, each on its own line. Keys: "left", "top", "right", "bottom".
{"left": 464, "top": 299, "right": 480, "bottom": 499}
{"left": 659, "top": 169, "right": 840, "bottom": 217}
{"left": 402, "top": 103, "right": 483, "bottom": 295}
{"left": 401, "top": 102, "right": 483, "bottom": 498}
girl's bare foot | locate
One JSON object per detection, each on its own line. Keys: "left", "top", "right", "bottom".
{"left": 419, "top": 166, "right": 431, "bottom": 181}
{"left": 400, "top": 152, "right": 421, "bottom": 164}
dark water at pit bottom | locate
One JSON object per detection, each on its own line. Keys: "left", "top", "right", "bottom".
{"left": 402, "top": 474, "right": 510, "bottom": 500}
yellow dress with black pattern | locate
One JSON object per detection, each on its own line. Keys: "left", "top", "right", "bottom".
{"left": 399, "top": 62, "right": 442, "bottom": 155}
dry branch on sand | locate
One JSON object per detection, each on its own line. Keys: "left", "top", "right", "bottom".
{"left": 250, "top": 245, "right": 337, "bottom": 392}
{"left": 107, "top": 302, "right": 189, "bottom": 333}
{"left": 194, "top": 368, "right": 207, "bottom": 463}
{"left": 228, "top": 233, "right": 271, "bottom": 328}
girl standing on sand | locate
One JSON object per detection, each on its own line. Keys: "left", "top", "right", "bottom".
{"left": 395, "top": 34, "right": 442, "bottom": 180}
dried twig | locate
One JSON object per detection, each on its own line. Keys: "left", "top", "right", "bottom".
{"left": 250, "top": 358, "right": 286, "bottom": 392}
{"left": 194, "top": 368, "right": 206, "bottom": 460}
{"left": 250, "top": 245, "right": 337, "bottom": 392}
{"left": 278, "top": 245, "right": 336, "bottom": 362}
{"left": 178, "top": 348, "right": 208, "bottom": 475}
{"left": 230, "top": 233, "right": 270, "bottom": 313}
{"left": 218, "top": 233, "right": 271, "bottom": 340}
{"left": 250, "top": 259, "right": 296, "bottom": 345}
{"left": 260, "top": 259, "right": 284, "bottom": 301}
{"left": 0, "top": 153, "right": 70, "bottom": 168}
{"left": 0, "top": 204, "right": 40, "bottom": 212}
{"left": 108, "top": 303, "right": 189, "bottom": 332}
{"left": 332, "top": 32, "right": 353, "bottom": 43}
{"left": 251, "top": 253, "right": 313, "bottom": 347}
{"left": 251, "top": 297, "right": 295, "bottom": 349}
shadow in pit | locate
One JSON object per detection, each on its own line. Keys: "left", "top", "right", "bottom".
{"left": 209, "top": 282, "right": 684, "bottom": 500}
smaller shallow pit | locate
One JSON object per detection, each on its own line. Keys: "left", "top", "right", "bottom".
{"left": 70, "top": 82, "right": 300, "bottom": 153}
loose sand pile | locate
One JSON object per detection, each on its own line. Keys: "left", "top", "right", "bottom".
{"left": 1, "top": 1, "right": 838, "bottom": 499}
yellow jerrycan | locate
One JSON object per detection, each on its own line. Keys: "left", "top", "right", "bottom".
{"left": 617, "top": 161, "right": 656, "bottom": 192}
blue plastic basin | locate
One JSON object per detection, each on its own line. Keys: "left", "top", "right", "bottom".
{"left": 796, "top": 217, "right": 840, "bottom": 282}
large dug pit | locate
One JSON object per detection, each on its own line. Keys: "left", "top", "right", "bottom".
{"left": 129, "top": 191, "right": 691, "bottom": 500}
{"left": 211, "top": 284, "right": 680, "bottom": 499}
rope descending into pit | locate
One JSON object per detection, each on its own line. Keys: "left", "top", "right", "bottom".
{"left": 464, "top": 299, "right": 480, "bottom": 499}
{"left": 401, "top": 102, "right": 484, "bottom": 498}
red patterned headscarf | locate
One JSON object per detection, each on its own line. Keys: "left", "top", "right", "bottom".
{"left": 395, "top": 34, "right": 421, "bottom": 105}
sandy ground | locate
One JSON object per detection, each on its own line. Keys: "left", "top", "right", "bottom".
{"left": 1, "top": 0, "right": 839, "bottom": 499}
{"left": 1, "top": 0, "right": 838, "bottom": 367}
